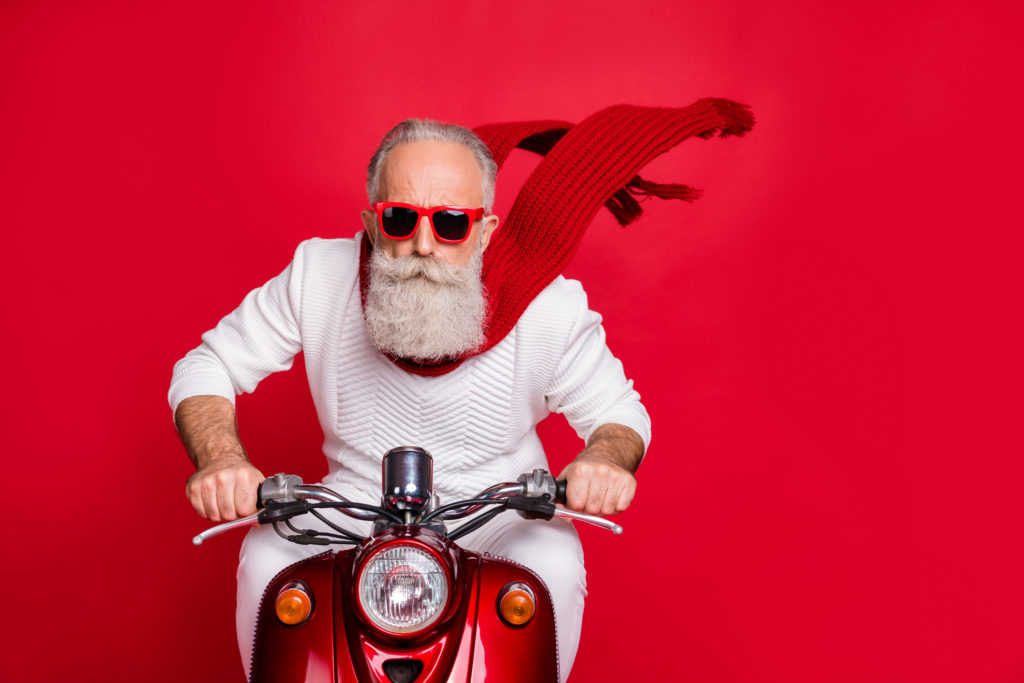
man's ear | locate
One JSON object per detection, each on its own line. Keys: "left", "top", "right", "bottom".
{"left": 361, "top": 209, "right": 378, "bottom": 246}
{"left": 480, "top": 214, "right": 500, "bottom": 252}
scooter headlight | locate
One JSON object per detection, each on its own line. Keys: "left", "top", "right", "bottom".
{"left": 357, "top": 544, "right": 449, "bottom": 635}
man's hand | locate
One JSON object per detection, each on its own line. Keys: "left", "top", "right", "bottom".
{"left": 186, "top": 457, "right": 265, "bottom": 522}
{"left": 175, "top": 395, "right": 265, "bottom": 522}
{"left": 557, "top": 423, "right": 645, "bottom": 516}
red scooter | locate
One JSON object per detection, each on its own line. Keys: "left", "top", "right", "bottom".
{"left": 193, "top": 446, "right": 622, "bottom": 682}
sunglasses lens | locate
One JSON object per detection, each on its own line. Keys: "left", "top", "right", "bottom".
{"left": 431, "top": 210, "right": 471, "bottom": 242}
{"left": 380, "top": 206, "right": 419, "bottom": 237}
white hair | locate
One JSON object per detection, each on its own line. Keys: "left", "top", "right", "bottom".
{"left": 366, "top": 119, "right": 497, "bottom": 212}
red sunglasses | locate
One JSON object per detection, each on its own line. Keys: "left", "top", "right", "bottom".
{"left": 373, "top": 202, "right": 485, "bottom": 244}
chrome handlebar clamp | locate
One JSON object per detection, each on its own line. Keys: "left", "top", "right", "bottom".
{"left": 517, "top": 469, "right": 559, "bottom": 500}
{"left": 259, "top": 473, "right": 305, "bottom": 504}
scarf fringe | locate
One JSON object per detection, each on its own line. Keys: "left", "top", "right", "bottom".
{"left": 606, "top": 176, "right": 704, "bottom": 226}
{"left": 698, "top": 98, "right": 756, "bottom": 138}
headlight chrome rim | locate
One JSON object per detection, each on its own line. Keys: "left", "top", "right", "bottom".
{"left": 356, "top": 541, "right": 451, "bottom": 636}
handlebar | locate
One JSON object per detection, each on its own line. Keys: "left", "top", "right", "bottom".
{"left": 193, "top": 470, "right": 621, "bottom": 546}
{"left": 555, "top": 478, "right": 568, "bottom": 505}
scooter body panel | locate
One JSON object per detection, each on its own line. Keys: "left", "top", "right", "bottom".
{"left": 468, "top": 555, "right": 558, "bottom": 683}
{"left": 250, "top": 551, "right": 339, "bottom": 682}
{"left": 249, "top": 526, "right": 558, "bottom": 682}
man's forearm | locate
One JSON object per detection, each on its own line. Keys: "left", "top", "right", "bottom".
{"left": 174, "top": 395, "right": 249, "bottom": 468}
{"left": 582, "top": 423, "right": 645, "bottom": 472}
{"left": 176, "top": 395, "right": 263, "bottom": 521}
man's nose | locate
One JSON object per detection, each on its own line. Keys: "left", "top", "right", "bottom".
{"left": 411, "top": 215, "right": 437, "bottom": 256}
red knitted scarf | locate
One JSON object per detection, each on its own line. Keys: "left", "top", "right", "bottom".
{"left": 359, "top": 98, "right": 755, "bottom": 376}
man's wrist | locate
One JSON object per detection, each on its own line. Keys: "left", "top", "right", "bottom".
{"left": 584, "top": 424, "right": 644, "bottom": 473}
{"left": 195, "top": 449, "right": 250, "bottom": 469}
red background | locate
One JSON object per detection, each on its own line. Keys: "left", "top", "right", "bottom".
{"left": 2, "top": 1, "right": 1022, "bottom": 681}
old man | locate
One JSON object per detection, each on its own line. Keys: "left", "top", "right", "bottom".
{"left": 170, "top": 118, "right": 649, "bottom": 681}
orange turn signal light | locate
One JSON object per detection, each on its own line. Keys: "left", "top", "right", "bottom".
{"left": 275, "top": 581, "right": 313, "bottom": 626}
{"left": 498, "top": 582, "right": 536, "bottom": 626}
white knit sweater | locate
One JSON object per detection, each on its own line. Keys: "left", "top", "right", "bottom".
{"left": 168, "top": 236, "right": 650, "bottom": 502}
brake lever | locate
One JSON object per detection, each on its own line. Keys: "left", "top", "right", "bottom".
{"left": 192, "top": 498, "right": 318, "bottom": 546}
{"left": 552, "top": 508, "right": 623, "bottom": 535}
{"left": 192, "top": 512, "right": 261, "bottom": 545}
{"left": 505, "top": 494, "right": 624, "bottom": 535}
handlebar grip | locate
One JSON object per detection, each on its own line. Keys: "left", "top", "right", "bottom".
{"left": 554, "top": 479, "right": 567, "bottom": 505}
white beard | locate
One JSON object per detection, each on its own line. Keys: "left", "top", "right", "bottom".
{"left": 363, "top": 245, "right": 487, "bottom": 362}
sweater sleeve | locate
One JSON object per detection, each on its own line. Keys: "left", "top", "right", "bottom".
{"left": 543, "top": 280, "right": 652, "bottom": 453}
{"left": 167, "top": 242, "right": 307, "bottom": 413}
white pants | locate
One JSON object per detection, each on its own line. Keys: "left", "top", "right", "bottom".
{"left": 237, "top": 507, "right": 587, "bottom": 682}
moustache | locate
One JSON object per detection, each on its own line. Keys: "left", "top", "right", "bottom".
{"left": 378, "top": 252, "right": 477, "bottom": 286}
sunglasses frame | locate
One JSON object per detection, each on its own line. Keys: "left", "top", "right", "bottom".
{"left": 373, "top": 202, "right": 485, "bottom": 244}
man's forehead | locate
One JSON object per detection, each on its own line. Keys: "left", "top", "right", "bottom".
{"left": 384, "top": 140, "right": 478, "bottom": 170}
{"left": 380, "top": 140, "right": 483, "bottom": 202}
